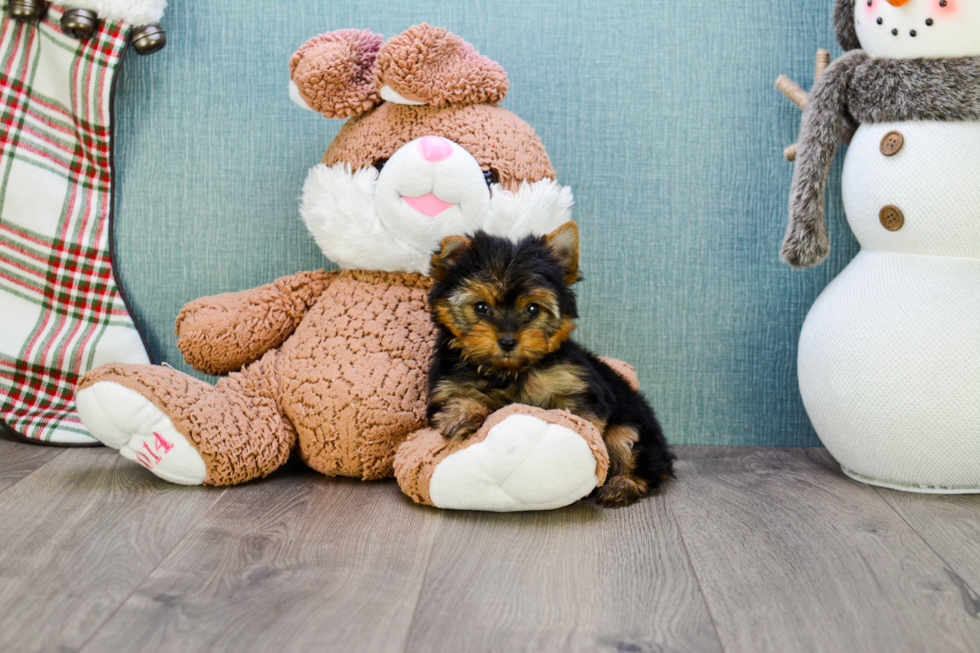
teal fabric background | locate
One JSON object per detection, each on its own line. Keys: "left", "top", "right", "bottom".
{"left": 113, "top": 0, "right": 858, "bottom": 447}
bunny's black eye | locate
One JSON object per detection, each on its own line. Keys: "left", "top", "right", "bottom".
{"left": 483, "top": 168, "right": 499, "bottom": 188}
{"left": 474, "top": 302, "right": 490, "bottom": 316}
{"left": 373, "top": 157, "right": 389, "bottom": 172}
{"left": 525, "top": 304, "right": 540, "bottom": 318}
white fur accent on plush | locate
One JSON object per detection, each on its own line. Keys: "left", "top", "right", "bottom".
{"left": 484, "top": 179, "right": 574, "bottom": 241}
{"left": 300, "top": 162, "right": 576, "bottom": 275}
{"left": 379, "top": 85, "right": 425, "bottom": 106}
{"left": 300, "top": 164, "right": 427, "bottom": 273}
{"left": 427, "top": 414, "right": 600, "bottom": 512}
{"left": 289, "top": 80, "right": 316, "bottom": 112}
{"left": 62, "top": 0, "right": 167, "bottom": 25}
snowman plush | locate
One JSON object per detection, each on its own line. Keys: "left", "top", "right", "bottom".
{"left": 783, "top": 0, "right": 980, "bottom": 491}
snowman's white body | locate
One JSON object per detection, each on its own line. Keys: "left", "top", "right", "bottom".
{"left": 798, "top": 120, "right": 980, "bottom": 491}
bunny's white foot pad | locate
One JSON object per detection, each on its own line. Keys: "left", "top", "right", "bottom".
{"left": 396, "top": 406, "right": 609, "bottom": 512}
{"left": 76, "top": 381, "right": 207, "bottom": 485}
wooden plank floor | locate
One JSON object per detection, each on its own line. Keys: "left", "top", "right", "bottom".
{"left": 1, "top": 436, "right": 979, "bottom": 653}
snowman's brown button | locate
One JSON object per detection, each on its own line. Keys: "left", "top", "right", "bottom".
{"left": 880, "top": 131, "right": 904, "bottom": 156}
{"left": 880, "top": 205, "right": 905, "bottom": 231}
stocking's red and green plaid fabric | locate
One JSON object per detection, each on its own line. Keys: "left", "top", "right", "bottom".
{"left": 0, "top": 3, "right": 149, "bottom": 445}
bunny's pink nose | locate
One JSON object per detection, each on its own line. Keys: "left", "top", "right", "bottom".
{"left": 419, "top": 135, "right": 453, "bottom": 162}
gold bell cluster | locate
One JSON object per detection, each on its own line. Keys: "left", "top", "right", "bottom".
{"left": 6, "top": 0, "right": 166, "bottom": 55}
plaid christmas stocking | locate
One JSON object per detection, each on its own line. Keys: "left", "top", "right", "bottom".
{"left": 0, "top": 2, "right": 166, "bottom": 445}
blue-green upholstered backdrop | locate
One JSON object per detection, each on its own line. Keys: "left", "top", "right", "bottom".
{"left": 113, "top": 0, "right": 856, "bottom": 447}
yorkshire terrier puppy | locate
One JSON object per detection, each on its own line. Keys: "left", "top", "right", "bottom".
{"left": 426, "top": 222, "right": 674, "bottom": 508}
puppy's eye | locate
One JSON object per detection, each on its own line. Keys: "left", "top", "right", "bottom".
{"left": 373, "top": 157, "right": 389, "bottom": 172}
{"left": 474, "top": 301, "right": 490, "bottom": 316}
{"left": 483, "top": 168, "right": 499, "bottom": 188}
{"left": 525, "top": 304, "right": 540, "bottom": 317}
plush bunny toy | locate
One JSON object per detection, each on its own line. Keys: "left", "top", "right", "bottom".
{"left": 76, "top": 25, "right": 626, "bottom": 511}
{"left": 784, "top": 1, "right": 980, "bottom": 491}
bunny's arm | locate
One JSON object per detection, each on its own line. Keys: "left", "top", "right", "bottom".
{"left": 783, "top": 49, "right": 868, "bottom": 268}
{"left": 175, "top": 270, "right": 338, "bottom": 376}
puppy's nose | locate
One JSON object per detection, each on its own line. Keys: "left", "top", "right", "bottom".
{"left": 498, "top": 336, "right": 518, "bottom": 352}
{"left": 419, "top": 135, "right": 453, "bottom": 162}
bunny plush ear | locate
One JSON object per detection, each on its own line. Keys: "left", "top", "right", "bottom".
{"left": 373, "top": 23, "right": 509, "bottom": 107}
{"left": 289, "top": 29, "right": 385, "bottom": 119}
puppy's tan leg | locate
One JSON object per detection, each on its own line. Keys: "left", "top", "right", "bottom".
{"left": 432, "top": 398, "right": 492, "bottom": 441}
{"left": 595, "top": 425, "right": 649, "bottom": 508}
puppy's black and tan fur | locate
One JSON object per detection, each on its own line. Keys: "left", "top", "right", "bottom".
{"left": 426, "top": 222, "right": 674, "bottom": 508}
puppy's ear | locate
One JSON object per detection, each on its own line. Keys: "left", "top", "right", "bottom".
{"left": 544, "top": 222, "right": 580, "bottom": 285}
{"left": 430, "top": 236, "right": 473, "bottom": 280}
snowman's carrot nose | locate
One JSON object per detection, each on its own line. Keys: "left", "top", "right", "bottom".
{"left": 885, "top": 0, "right": 913, "bottom": 6}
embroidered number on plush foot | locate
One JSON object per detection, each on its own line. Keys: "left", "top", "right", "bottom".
{"left": 75, "top": 382, "right": 207, "bottom": 485}
{"left": 133, "top": 432, "right": 174, "bottom": 470}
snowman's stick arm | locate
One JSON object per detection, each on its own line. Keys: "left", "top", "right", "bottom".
{"left": 814, "top": 49, "right": 831, "bottom": 80}
{"left": 776, "top": 50, "right": 832, "bottom": 109}
{"left": 776, "top": 76, "right": 808, "bottom": 110}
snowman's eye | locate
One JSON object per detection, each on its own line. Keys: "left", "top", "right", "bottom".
{"left": 373, "top": 157, "right": 389, "bottom": 172}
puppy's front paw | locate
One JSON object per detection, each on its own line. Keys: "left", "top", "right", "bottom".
{"left": 433, "top": 413, "right": 484, "bottom": 441}
{"left": 439, "top": 422, "right": 480, "bottom": 441}
{"left": 594, "top": 475, "right": 649, "bottom": 509}
{"left": 432, "top": 399, "right": 491, "bottom": 441}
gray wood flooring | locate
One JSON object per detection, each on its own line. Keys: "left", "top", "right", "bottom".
{"left": 1, "top": 436, "right": 978, "bottom": 653}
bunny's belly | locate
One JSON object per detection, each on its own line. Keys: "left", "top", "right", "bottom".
{"left": 798, "top": 251, "right": 980, "bottom": 491}
{"left": 280, "top": 270, "right": 436, "bottom": 479}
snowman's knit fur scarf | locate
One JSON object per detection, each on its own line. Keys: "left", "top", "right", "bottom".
{"left": 833, "top": 0, "right": 861, "bottom": 52}
{"left": 783, "top": 51, "right": 980, "bottom": 268}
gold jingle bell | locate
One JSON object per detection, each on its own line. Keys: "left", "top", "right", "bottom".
{"left": 131, "top": 24, "right": 166, "bottom": 55}
{"left": 61, "top": 8, "right": 98, "bottom": 39}
{"left": 7, "top": 0, "right": 48, "bottom": 23}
